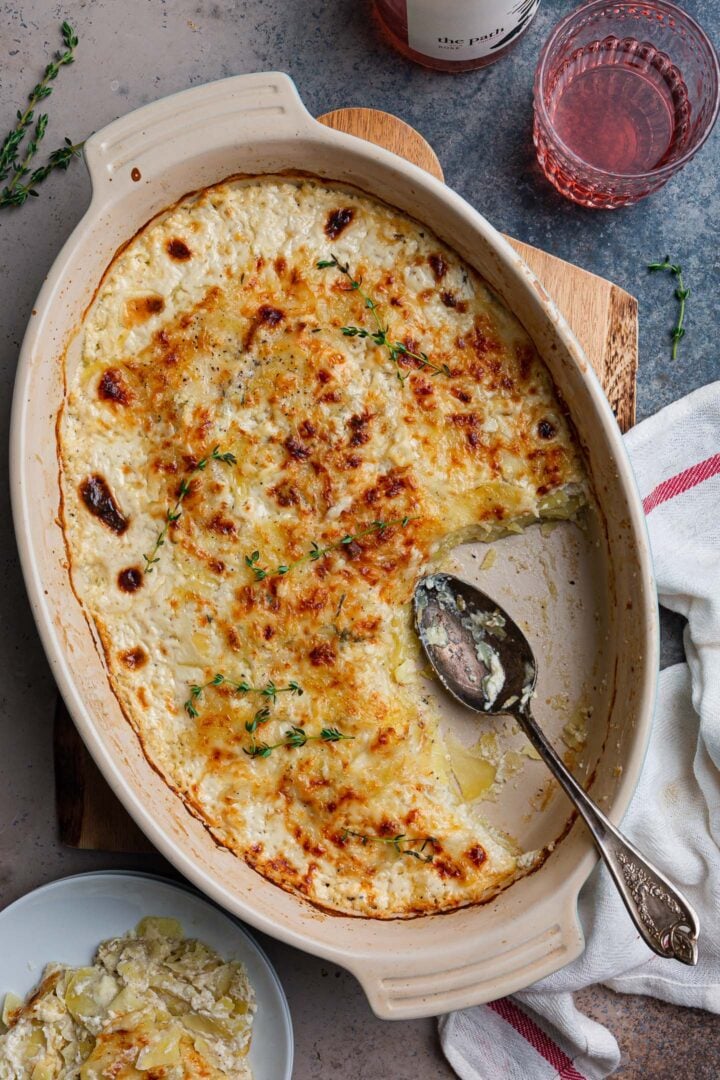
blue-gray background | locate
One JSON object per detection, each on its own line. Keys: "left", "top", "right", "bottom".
{"left": 0, "top": 2, "right": 717, "bottom": 1076}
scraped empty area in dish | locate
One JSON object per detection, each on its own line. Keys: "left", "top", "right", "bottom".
{"left": 59, "top": 176, "right": 589, "bottom": 917}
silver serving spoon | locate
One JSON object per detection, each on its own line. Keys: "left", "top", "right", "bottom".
{"left": 414, "top": 573, "right": 699, "bottom": 966}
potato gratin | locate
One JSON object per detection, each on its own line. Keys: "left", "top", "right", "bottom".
{"left": 0, "top": 918, "right": 255, "bottom": 1079}
{"left": 59, "top": 177, "right": 586, "bottom": 917}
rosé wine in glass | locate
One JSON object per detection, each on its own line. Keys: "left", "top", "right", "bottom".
{"left": 534, "top": 0, "right": 720, "bottom": 208}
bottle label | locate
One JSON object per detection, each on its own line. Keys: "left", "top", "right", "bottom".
{"left": 406, "top": 0, "right": 540, "bottom": 61}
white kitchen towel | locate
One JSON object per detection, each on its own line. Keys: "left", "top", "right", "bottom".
{"left": 440, "top": 382, "right": 720, "bottom": 1080}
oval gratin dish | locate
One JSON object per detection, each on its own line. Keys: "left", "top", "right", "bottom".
{"left": 10, "top": 73, "right": 658, "bottom": 1020}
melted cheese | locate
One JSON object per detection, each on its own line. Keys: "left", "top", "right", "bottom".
{"left": 59, "top": 177, "right": 586, "bottom": 917}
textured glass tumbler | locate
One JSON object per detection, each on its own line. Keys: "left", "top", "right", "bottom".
{"left": 533, "top": 0, "right": 720, "bottom": 208}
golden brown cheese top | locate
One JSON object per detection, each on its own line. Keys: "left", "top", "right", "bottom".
{"left": 59, "top": 177, "right": 585, "bottom": 917}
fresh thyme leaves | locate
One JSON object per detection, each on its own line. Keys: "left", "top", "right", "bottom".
{"left": 330, "top": 623, "right": 366, "bottom": 645}
{"left": 245, "top": 706, "right": 272, "bottom": 734}
{"left": 143, "top": 446, "right": 236, "bottom": 573}
{"left": 244, "top": 725, "right": 354, "bottom": 758}
{"left": 341, "top": 829, "right": 436, "bottom": 863}
{"left": 207, "top": 448, "right": 238, "bottom": 465}
{"left": 184, "top": 674, "right": 303, "bottom": 719}
{"left": 648, "top": 256, "right": 690, "bottom": 361}
{"left": 0, "top": 22, "right": 83, "bottom": 209}
{"left": 244, "top": 550, "right": 267, "bottom": 581}
{"left": 317, "top": 254, "right": 451, "bottom": 384}
{"left": 244, "top": 516, "right": 414, "bottom": 582}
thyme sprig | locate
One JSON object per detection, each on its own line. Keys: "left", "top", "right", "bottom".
{"left": 317, "top": 254, "right": 451, "bottom": 384}
{"left": 143, "top": 446, "right": 236, "bottom": 573}
{"left": 1, "top": 21, "right": 83, "bottom": 209}
{"left": 648, "top": 256, "right": 690, "bottom": 361}
{"left": 245, "top": 725, "right": 354, "bottom": 758}
{"left": 341, "top": 829, "right": 436, "bottom": 863}
{"left": 184, "top": 674, "right": 303, "bottom": 719}
{"left": 245, "top": 515, "right": 414, "bottom": 582}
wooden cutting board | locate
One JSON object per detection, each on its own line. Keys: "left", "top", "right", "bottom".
{"left": 54, "top": 106, "right": 638, "bottom": 854}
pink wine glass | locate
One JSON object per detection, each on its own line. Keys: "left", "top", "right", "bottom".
{"left": 533, "top": 0, "right": 720, "bottom": 208}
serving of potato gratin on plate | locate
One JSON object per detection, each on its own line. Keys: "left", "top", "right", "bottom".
{"left": 59, "top": 176, "right": 587, "bottom": 918}
{"left": 0, "top": 917, "right": 255, "bottom": 1079}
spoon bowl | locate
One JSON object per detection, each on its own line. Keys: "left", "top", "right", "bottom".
{"left": 413, "top": 572, "right": 699, "bottom": 966}
{"left": 414, "top": 573, "right": 537, "bottom": 715}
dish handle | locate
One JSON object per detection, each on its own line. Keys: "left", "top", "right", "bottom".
{"left": 347, "top": 901, "right": 585, "bottom": 1020}
{"left": 83, "top": 72, "right": 315, "bottom": 194}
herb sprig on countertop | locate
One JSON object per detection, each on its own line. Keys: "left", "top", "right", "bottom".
{"left": 1, "top": 21, "right": 83, "bottom": 209}
{"left": 341, "top": 829, "right": 436, "bottom": 863}
{"left": 317, "top": 254, "right": 451, "bottom": 384}
{"left": 143, "top": 446, "right": 236, "bottom": 573}
{"left": 184, "top": 674, "right": 303, "bottom": 718}
{"left": 245, "top": 515, "right": 414, "bottom": 582}
{"left": 245, "top": 725, "right": 354, "bottom": 758}
{"left": 648, "top": 256, "right": 690, "bottom": 361}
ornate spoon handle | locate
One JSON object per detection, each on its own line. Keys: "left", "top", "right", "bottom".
{"left": 517, "top": 705, "right": 699, "bottom": 965}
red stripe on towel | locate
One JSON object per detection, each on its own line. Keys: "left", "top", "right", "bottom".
{"left": 487, "top": 997, "right": 588, "bottom": 1079}
{"left": 643, "top": 452, "right": 720, "bottom": 514}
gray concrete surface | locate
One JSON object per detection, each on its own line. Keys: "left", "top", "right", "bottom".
{"left": 0, "top": 1, "right": 718, "bottom": 1077}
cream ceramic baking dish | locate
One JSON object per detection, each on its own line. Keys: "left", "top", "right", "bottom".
{"left": 10, "top": 73, "right": 658, "bottom": 1019}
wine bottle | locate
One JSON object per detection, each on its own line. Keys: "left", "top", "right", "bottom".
{"left": 373, "top": 0, "right": 541, "bottom": 72}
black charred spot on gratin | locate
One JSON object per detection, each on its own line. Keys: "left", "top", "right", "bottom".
{"left": 244, "top": 304, "right": 285, "bottom": 350}
{"left": 347, "top": 412, "right": 373, "bottom": 446}
{"left": 412, "top": 380, "right": 435, "bottom": 406}
{"left": 363, "top": 468, "right": 408, "bottom": 505}
{"left": 433, "top": 856, "right": 464, "bottom": 879}
{"left": 207, "top": 512, "right": 237, "bottom": 536}
{"left": 297, "top": 587, "right": 329, "bottom": 614}
{"left": 325, "top": 207, "right": 354, "bottom": 239}
{"left": 429, "top": 252, "right": 448, "bottom": 281}
{"left": 284, "top": 435, "right": 311, "bottom": 462}
{"left": 308, "top": 641, "right": 336, "bottom": 666}
{"left": 259, "top": 304, "right": 284, "bottom": 326}
{"left": 466, "top": 844, "right": 487, "bottom": 867}
{"left": 270, "top": 480, "right": 300, "bottom": 507}
{"left": 98, "top": 367, "right": 132, "bottom": 405}
{"left": 125, "top": 295, "right": 165, "bottom": 325}
{"left": 538, "top": 418, "right": 557, "bottom": 439}
{"left": 371, "top": 726, "right": 396, "bottom": 750}
{"left": 118, "top": 566, "right": 143, "bottom": 593}
{"left": 448, "top": 413, "right": 482, "bottom": 449}
{"left": 80, "top": 475, "right": 129, "bottom": 535}
{"left": 472, "top": 319, "right": 501, "bottom": 358}
{"left": 119, "top": 646, "right": 147, "bottom": 670}
{"left": 441, "top": 291, "right": 468, "bottom": 313}
{"left": 341, "top": 539, "right": 363, "bottom": 561}
{"left": 166, "top": 238, "right": 192, "bottom": 261}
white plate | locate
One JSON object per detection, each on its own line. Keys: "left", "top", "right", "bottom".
{"left": 0, "top": 870, "right": 293, "bottom": 1079}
